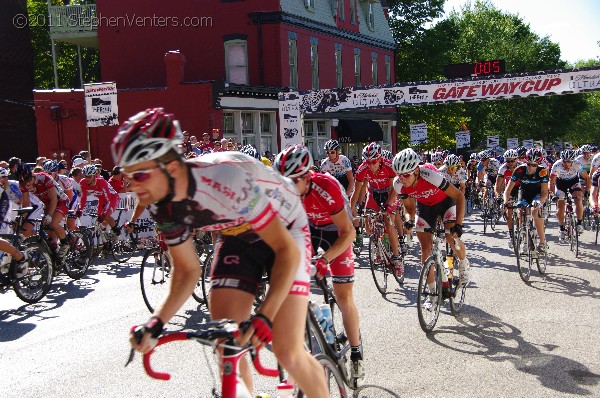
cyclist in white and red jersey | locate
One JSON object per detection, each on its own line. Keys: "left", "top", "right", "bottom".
{"left": 439, "top": 154, "right": 467, "bottom": 195}
{"left": 115, "top": 108, "right": 328, "bottom": 397}
{"left": 495, "top": 149, "right": 522, "bottom": 248}
{"left": 549, "top": 149, "right": 590, "bottom": 238}
{"left": 44, "top": 160, "right": 77, "bottom": 231}
{"left": 16, "top": 163, "right": 70, "bottom": 257}
{"left": 392, "top": 148, "right": 470, "bottom": 287}
{"left": 76, "top": 164, "right": 120, "bottom": 233}
{"left": 350, "top": 142, "right": 403, "bottom": 275}
{"left": 320, "top": 139, "right": 355, "bottom": 198}
{"left": 274, "top": 145, "right": 364, "bottom": 388}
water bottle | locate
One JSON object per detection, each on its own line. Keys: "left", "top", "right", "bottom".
{"left": 320, "top": 304, "right": 335, "bottom": 345}
{"left": 276, "top": 382, "right": 295, "bottom": 397}
{"left": 310, "top": 301, "right": 325, "bottom": 331}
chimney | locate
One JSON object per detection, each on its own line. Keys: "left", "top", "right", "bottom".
{"left": 164, "top": 50, "right": 186, "bottom": 87}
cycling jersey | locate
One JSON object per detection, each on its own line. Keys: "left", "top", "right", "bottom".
{"left": 355, "top": 159, "right": 396, "bottom": 210}
{"left": 320, "top": 154, "right": 353, "bottom": 190}
{"left": 438, "top": 165, "right": 467, "bottom": 187}
{"left": 511, "top": 164, "right": 548, "bottom": 203}
{"left": 551, "top": 159, "right": 585, "bottom": 180}
{"left": 592, "top": 169, "right": 600, "bottom": 187}
{"left": 19, "top": 173, "right": 69, "bottom": 215}
{"left": 394, "top": 163, "right": 449, "bottom": 206}
{"left": 590, "top": 153, "right": 600, "bottom": 174}
{"left": 575, "top": 154, "right": 592, "bottom": 173}
{"left": 498, "top": 162, "right": 522, "bottom": 198}
{"left": 55, "top": 174, "right": 74, "bottom": 192}
{"left": 477, "top": 158, "right": 501, "bottom": 177}
{"left": 79, "top": 176, "right": 119, "bottom": 216}
{"left": 0, "top": 189, "right": 9, "bottom": 223}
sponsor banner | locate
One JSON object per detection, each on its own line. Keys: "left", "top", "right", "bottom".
{"left": 564, "top": 141, "right": 573, "bottom": 149}
{"left": 553, "top": 142, "right": 563, "bottom": 151}
{"left": 455, "top": 131, "right": 470, "bottom": 149}
{"left": 523, "top": 139, "right": 534, "bottom": 149}
{"left": 533, "top": 140, "right": 544, "bottom": 148}
{"left": 506, "top": 138, "right": 519, "bottom": 149}
{"left": 487, "top": 135, "right": 499, "bottom": 149}
{"left": 84, "top": 82, "right": 119, "bottom": 127}
{"left": 410, "top": 123, "right": 428, "bottom": 145}
{"left": 278, "top": 92, "right": 303, "bottom": 148}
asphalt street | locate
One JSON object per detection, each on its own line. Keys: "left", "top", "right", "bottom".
{"left": 1, "top": 210, "right": 600, "bottom": 397}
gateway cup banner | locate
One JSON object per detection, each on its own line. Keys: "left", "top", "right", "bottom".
{"left": 278, "top": 67, "right": 600, "bottom": 141}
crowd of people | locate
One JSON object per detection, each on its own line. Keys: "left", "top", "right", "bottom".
{"left": 2, "top": 105, "right": 599, "bottom": 396}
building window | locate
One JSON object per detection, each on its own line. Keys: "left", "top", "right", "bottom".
{"left": 354, "top": 49, "right": 361, "bottom": 87}
{"left": 335, "top": 45, "right": 343, "bottom": 88}
{"left": 367, "top": 3, "right": 375, "bottom": 30}
{"left": 377, "top": 121, "right": 391, "bottom": 151}
{"left": 310, "top": 39, "right": 319, "bottom": 90}
{"left": 305, "top": 0, "right": 315, "bottom": 11}
{"left": 350, "top": 0, "right": 356, "bottom": 24}
{"left": 260, "top": 113, "right": 272, "bottom": 134}
{"left": 224, "top": 40, "right": 248, "bottom": 85}
{"left": 371, "top": 53, "right": 378, "bottom": 85}
{"left": 303, "top": 120, "right": 329, "bottom": 160}
{"left": 338, "top": 0, "right": 345, "bottom": 21}
{"left": 241, "top": 112, "right": 254, "bottom": 146}
{"left": 289, "top": 37, "right": 298, "bottom": 89}
{"left": 223, "top": 112, "right": 234, "bottom": 134}
{"left": 385, "top": 55, "right": 391, "bottom": 84}
{"left": 303, "top": 120, "right": 314, "bottom": 137}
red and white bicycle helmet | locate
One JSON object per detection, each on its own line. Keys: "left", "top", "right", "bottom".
{"left": 273, "top": 145, "right": 313, "bottom": 179}
{"left": 392, "top": 148, "right": 420, "bottom": 174}
{"left": 111, "top": 107, "right": 183, "bottom": 167}
{"left": 362, "top": 142, "right": 382, "bottom": 161}
{"left": 525, "top": 148, "right": 544, "bottom": 164}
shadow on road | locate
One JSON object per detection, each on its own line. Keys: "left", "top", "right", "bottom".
{"left": 426, "top": 307, "right": 600, "bottom": 395}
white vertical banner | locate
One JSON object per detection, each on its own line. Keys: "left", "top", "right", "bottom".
{"left": 455, "top": 131, "right": 471, "bottom": 149}
{"left": 564, "top": 142, "right": 573, "bottom": 149}
{"left": 523, "top": 139, "right": 534, "bottom": 149}
{"left": 84, "top": 82, "right": 119, "bottom": 127}
{"left": 506, "top": 138, "right": 519, "bottom": 149}
{"left": 553, "top": 142, "right": 564, "bottom": 151}
{"left": 533, "top": 140, "right": 544, "bottom": 148}
{"left": 487, "top": 135, "right": 499, "bottom": 149}
{"left": 409, "top": 123, "right": 428, "bottom": 145}
{"left": 278, "top": 92, "right": 303, "bottom": 148}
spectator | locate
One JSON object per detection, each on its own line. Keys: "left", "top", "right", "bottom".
{"left": 0, "top": 161, "right": 8, "bottom": 169}
{"left": 108, "top": 167, "right": 128, "bottom": 193}
{"left": 79, "top": 150, "right": 92, "bottom": 164}
{"left": 181, "top": 131, "right": 192, "bottom": 154}
{"left": 8, "top": 157, "right": 21, "bottom": 180}
{"left": 72, "top": 157, "right": 87, "bottom": 170}
{"left": 213, "top": 140, "right": 223, "bottom": 152}
{"left": 94, "top": 159, "right": 111, "bottom": 180}
{"left": 226, "top": 139, "right": 237, "bottom": 151}
{"left": 36, "top": 157, "right": 47, "bottom": 167}
{"left": 58, "top": 161, "right": 69, "bottom": 175}
{"left": 190, "top": 135, "right": 202, "bottom": 155}
{"left": 198, "top": 132, "right": 214, "bottom": 152}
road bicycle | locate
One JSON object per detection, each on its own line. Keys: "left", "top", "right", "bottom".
{"left": 563, "top": 194, "right": 579, "bottom": 257}
{"left": 140, "top": 226, "right": 207, "bottom": 313}
{"left": 130, "top": 319, "right": 346, "bottom": 397}
{"left": 363, "top": 208, "right": 404, "bottom": 296}
{"left": 80, "top": 208, "right": 139, "bottom": 264}
{"left": 0, "top": 208, "right": 54, "bottom": 303}
{"left": 481, "top": 190, "right": 500, "bottom": 233}
{"left": 465, "top": 180, "right": 481, "bottom": 215}
{"left": 508, "top": 201, "right": 547, "bottom": 283}
{"left": 416, "top": 219, "right": 467, "bottom": 333}
{"left": 581, "top": 195, "right": 592, "bottom": 231}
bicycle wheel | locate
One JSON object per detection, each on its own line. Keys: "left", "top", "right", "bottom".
{"left": 111, "top": 232, "right": 138, "bottom": 263}
{"left": 482, "top": 198, "right": 489, "bottom": 234}
{"left": 490, "top": 204, "right": 497, "bottom": 231}
{"left": 571, "top": 213, "right": 579, "bottom": 258}
{"left": 140, "top": 248, "right": 171, "bottom": 313}
{"left": 518, "top": 228, "right": 532, "bottom": 283}
{"left": 595, "top": 215, "right": 599, "bottom": 245}
{"left": 314, "top": 354, "right": 348, "bottom": 398}
{"left": 416, "top": 257, "right": 442, "bottom": 333}
{"left": 12, "top": 242, "right": 54, "bottom": 303}
{"left": 63, "top": 230, "right": 92, "bottom": 279}
{"left": 201, "top": 251, "right": 214, "bottom": 309}
{"left": 305, "top": 308, "right": 329, "bottom": 356}
{"left": 537, "top": 243, "right": 547, "bottom": 274}
{"left": 191, "top": 242, "right": 210, "bottom": 304}
{"left": 449, "top": 260, "right": 467, "bottom": 315}
{"left": 368, "top": 234, "right": 387, "bottom": 296}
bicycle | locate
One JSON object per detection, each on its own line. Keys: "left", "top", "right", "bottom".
{"left": 416, "top": 218, "right": 467, "bottom": 333}
{"left": 140, "top": 226, "right": 207, "bottom": 313}
{"left": 508, "top": 201, "right": 547, "bottom": 283}
{"left": 481, "top": 190, "right": 499, "bottom": 233}
{"left": 85, "top": 208, "right": 139, "bottom": 264}
{"left": 130, "top": 319, "right": 347, "bottom": 397}
{"left": 592, "top": 209, "right": 599, "bottom": 245}
{"left": 563, "top": 193, "right": 579, "bottom": 257}
{"left": 465, "top": 180, "right": 481, "bottom": 215}
{"left": 363, "top": 208, "right": 404, "bottom": 296}
{"left": 0, "top": 208, "right": 54, "bottom": 303}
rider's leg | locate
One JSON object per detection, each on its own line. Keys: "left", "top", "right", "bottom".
{"left": 533, "top": 207, "right": 546, "bottom": 244}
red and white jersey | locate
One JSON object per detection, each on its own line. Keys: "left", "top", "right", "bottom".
{"left": 498, "top": 162, "right": 524, "bottom": 185}
{"left": 541, "top": 158, "right": 552, "bottom": 171}
{"left": 55, "top": 174, "right": 74, "bottom": 192}
{"left": 302, "top": 172, "right": 349, "bottom": 231}
{"left": 551, "top": 159, "right": 585, "bottom": 180}
{"left": 438, "top": 165, "right": 467, "bottom": 186}
{"left": 150, "top": 152, "right": 308, "bottom": 246}
{"left": 79, "top": 176, "right": 119, "bottom": 212}
{"left": 355, "top": 159, "right": 396, "bottom": 191}
{"left": 19, "top": 172, "right": 68, "bottom": 206}
{"left": 393, "top": 164, "right": 449, "bottom": 206}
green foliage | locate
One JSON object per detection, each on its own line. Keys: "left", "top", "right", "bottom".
{"left": 28, "top": 0, "right": 100, "bottom": 89}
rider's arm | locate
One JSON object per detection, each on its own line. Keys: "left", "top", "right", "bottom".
{"left": 548, "top": 174, "right": 556, "bottom": 194}
{"left": 581, "top": 170, "right": 591, "bottom": 193}
{"left": 591, "top": 185, "right": 599, "bottom": 208}
{"left": 385, "top": 177, "right": 397, "bottom": 207}
{"left": 402, "top": 196, "right": 416, "bottom": 221}
{"left": 21, "top": 190, "right": 31, "bottom": 208}
{"left": 45, "top": 186, "right": 58, "bottom": 217}
{"left": 476, "top": 169, "right": 485, "bottom": 186}
{"left": 321, "top": 209, "right": 356, "bottom": 264}
{"left": 345, "top": 170, "right": 355, "bottom": 199}
{"left": 78, "top": 184, "right": 88, "bottom": 212}
{"left": 494, "top": 176, "right": 503, "bottom": 198}
{"left": 503, "top": 180, "right": 516, "bottom": 203}
{"left": 350, "top": 179, "right": 364, "bottom": 210}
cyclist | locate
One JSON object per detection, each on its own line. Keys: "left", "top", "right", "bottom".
{"left": 391, "top": 148, "right": 470, "bottom": 288}
{"left": 43, "top": 160, "right": 77, "bottom": 231}
{"left": 0, "top": 167, "right": 44, "bottom": 237}
{"left": 116, "top": 108, "right": 328, "bottom": 397}
{"left": 516, "top": 146, "right": 528, "bottom": 163}
{"left": 495, "top": 149, "right": 522, "bottom": 249}
{"left": 381, "top": 149, "right": 393, "bottom": 162}
{"left": 590, "top": 153, "right": 600, "bottom": 215}
{"left": 273, "top": 145, "right": 365, "bottom": 387}
{"left": 476, "top": 149, "right": 501, "bottom": 216}
{"left": 76, "top": 165, "right": 120, "bottom": 235}
{"left": 16, "top": 163, "right": 71, "bottom": 257}
{"left": 503, "top": 148, "right": 549, "bottom": 255}
{"left": 431, "top": 152, "right": 445, "bottom": 170}
{"left": 439, "top": 154, "right": 467, "bottom": 195}
{"left": 575, "top": 144, "right": 594, "bottom": 204}
{"left": 549, "top": 149, "right": 589, "bottom": 238}
{"left": 350, "top": 142, "right": 403, "bottom": 276}
{"left": 320, "top": 139, "right": 355, "bottom": 199}
{"left": 0, "top": 182, "right": 31, "bottom": 278}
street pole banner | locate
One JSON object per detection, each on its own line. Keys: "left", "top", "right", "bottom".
{"left": 487, "top": 135, "right": 499, "bottom": 149}
{"left": 84, "top": 82, "right": 119, "bottom": 127}
{"left": 553, "top": 142, "right": 564, "bottom": 151}
{"left": 523, "top": 139, "right": 534, "bottom": 149}
{"left": 278, "top": 92, "right": 303, "bottom": 148}
{"left": 455, "top": 131, "right": 470, "bottom": 149}
{"left": 533, "top": 140, "right": 544, "bottom": 148}
{"left": 506, "top": 138, "right": 519, "bottom": 149}
{"left": 409, "top": 123, "right": 428, "bottom": 145}
{"left": 564, "top": 142, "right": 573, "bottom": 149}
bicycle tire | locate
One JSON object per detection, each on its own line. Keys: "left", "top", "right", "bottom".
{"left": 368, "top": 234, "right": 387, "bottom": 296}
{"left": 63, "top": 230, "right": 92, "bottom": 279}
{"left": 537, "top": 244, "right": 547, "bottom": 274}
{"left": 517, "top": 226, "right": 531, "bottom": 283}
{"left": 140, "top": 248, "right": 171, "bottom": 313}
{"left": 314, "top": 354, "right": 349, "bottom": 398}
{"left": 191, "top": 241, "right": 211, "bottom": 304}
{"left": 595, "top": 215, "right": 599, "bottom": 245}
{"left": 305, "top": 307, "right": 329, "bottom": 356}
{"left": 482, "top": 197, "right": 489, "bottom": 234}
{"left": 201, "top": 251, "right": 214, "bottom": 309}
{"left": 12, "top": 242, "right": 54, "bottom": 303}
{"left": 490, "top": 204, "right": 497, "bottom": 231}
{"left": 449, "top": 255, "right": 467, "bottom": 315}
{"left": 416, "top": 257, "right": 442, "bottom": 333}
{"left": 111, "top": 232, "right": 138, "bottom": 263}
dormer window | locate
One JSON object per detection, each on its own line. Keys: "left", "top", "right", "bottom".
{"left": 305, "top": 0, "right": 315, "bottom": 11}
{"left": 224, "top": 39, "right": 248, "bottom": 85}
{"left": 367, "top": 2, "right": 375, "bottom": 30}
{"left": 338, "top": 0, "right": 345, "bottom": 21}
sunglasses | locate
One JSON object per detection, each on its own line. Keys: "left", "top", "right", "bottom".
{"left": 447, "top": 166, "right": 458, "bottom": 171}
{"left": 367, "top": 159, "right": 380, "bottom": 164}
{"left": 398, "top": 171, "right": 414, "bottom": 179}
{"left": 527, "top": 162, "right": 538, "bottom": 167}
{"left": 563, "top": 160, "right": 572, "bottom": 164}
{"left": 122, "top": 166, "right": 160, "bottom": 182}
{"left": 327, "top": 150, "right": 337, "bottom": 155}
{"left": 506, "top": 159, "right": 516, "bottom": 163}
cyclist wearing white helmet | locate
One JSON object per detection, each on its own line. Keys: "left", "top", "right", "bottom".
{"left": 320, "top": 139, "right": 355, "bottom": 198}
{"left": 392, "top": 148, "right": 470, "bottom": 287}
{"left": 550, "top": 149, "right": 589, "bottom": 238}
{"left": 350, "top": 142, "right": 404, "bottom": 276}
{"left": 496, "top": 149, "right": 522, "bottom": 249}
{"left": 439, "top": 154, "right": 467, "bottom": 195}
{"left": 476, "top": 149, "right": 501, "bottom": 211}
{"left": 44, "top": 160, "right": 76, "bottom": 231}
{"left": 430, "top": 152, "right": 445, "bottom": 169}
{"left": 75, "top": 164, "right": 120, "bottom": 234}
{"left": 115, "top": 108, "right": 328, "bottom": 397}
{"left": 274, "top": 145, "right": 365, "bottom": 387}
{"left": 575, "top": 144, "right": 593, "bottom": 199}
{"left": 591, "top": 150, "right": 600, "bottom": 216}
{"left": 0, "top": 167, "right": 44, "bottom": 237}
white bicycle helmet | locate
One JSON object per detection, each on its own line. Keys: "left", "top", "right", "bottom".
{"left": 0, "top": 168, "right": 8, "bottom": 178}
{"left": 324, "top": 139, "right": 340, "bottom": 151}
{"left": 111, "top": 107, "right": 183, "bottom": 167}
{"left": 82, "top": 164, "right": 98, "bottom": 176}
{"left": 392, "top": 148, "right": 420, "bottom": 174}
{"left": 273, "top": 145, "right": 314, "bottom": 179}
{"left": 43, "top": 160, "right": 59, "bottom": 173}
{"left": 503, "top": 149, "right": 518, "bottom": 159}
{"left": 362, "top": 142, "right": 382, "bottom": 161}
{"left": 478, "top": 149, "right": 493, "bottom": 160}
{"left": 444, "top": 154, "right": 461, "bottom": 167}
{"left": 381, "top": 149, "right": 393, "bottom": 161}
{"left": 560, "top": 149, "right": 576, "bottom": 160}
{"left": 431, "top": 152, "right": 445, "bottom": 163}
{"left": 240, "top": 145, "right": 261, "bottom": 160}
{"left": 580, "top": 144, "right": 592, "bottom": 153}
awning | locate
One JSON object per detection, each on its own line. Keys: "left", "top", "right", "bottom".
{"left": 336, "top": 119, "right": 383, "bottom": 143}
